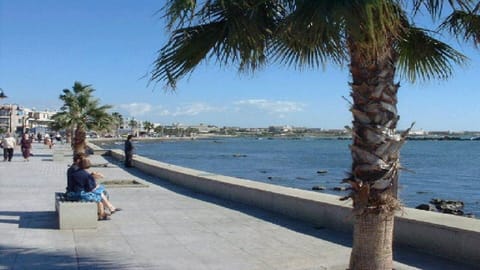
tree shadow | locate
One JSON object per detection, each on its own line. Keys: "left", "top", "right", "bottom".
{"left": 0, "top": 211, "right": 58, "bottom": 229}
{"left": 0, "top": 244, "right": 140, "bottom": 269}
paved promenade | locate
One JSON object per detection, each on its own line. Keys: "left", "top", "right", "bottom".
{"left": 0, "top": 142, "right": 475, "bottom": 269}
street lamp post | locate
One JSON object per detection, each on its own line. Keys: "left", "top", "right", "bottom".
{"left": 0, "top": 88, "right": 8, "bottom": 133}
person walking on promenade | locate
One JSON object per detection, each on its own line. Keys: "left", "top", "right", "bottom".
{"left": 2, "top": 133, "right": 16, "bottom": 162}
{"left": 68, "top": 157, "right": 121, "bottom": 220}
{"left": 20, "top": 133, "right": 32, "bottom": 161}
{"left": 44, "top": 134, "right": 52, "bottom": 149}
{"left": 124, "top": 134, "right": 134, "bottom": 168}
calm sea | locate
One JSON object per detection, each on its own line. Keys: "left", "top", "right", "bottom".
{"left": 101, "top": 137, "right": 480, "bottom": 217}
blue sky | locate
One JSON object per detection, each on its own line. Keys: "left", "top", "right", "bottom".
{"left": 1, "top": 0, "right": 480, "bottom": 131}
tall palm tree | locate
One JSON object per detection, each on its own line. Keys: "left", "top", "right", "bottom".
{"left": 150, "top": 1, "right": 480, "bottom": 269}
{"left": 52, "top": 82, "right": 113, "bottom": 154}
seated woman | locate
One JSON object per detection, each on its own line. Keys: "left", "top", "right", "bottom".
{"left": 68, "top": 156, "right": 121, "bottom": 220}
{"left": 66, "top": 153, "right": 86, "bottom": 198}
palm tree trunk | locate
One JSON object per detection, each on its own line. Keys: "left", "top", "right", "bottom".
{"left": 65, "top": 128, "right": 72, "bottom": 144}
{"left": 350, "top": 213, "right": 394, "bottom": 269}
{"left": 347, "top": 40, "right": 406, "bottom": 270}
{"left": 74, "top": 127, "right": 86, "bottom": 154}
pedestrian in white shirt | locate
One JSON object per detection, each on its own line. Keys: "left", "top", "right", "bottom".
{"left": 2, "top": 133, "right": 16, "bottom": 162}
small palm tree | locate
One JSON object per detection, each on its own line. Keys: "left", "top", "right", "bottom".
{"left": 142, "top": 121, "right": 155, "bottom": 134}
{"left": 154, "top": 124, "right": 164, "bottom": 136}
{"left": 128, "top": 119, "right": 139, "bottom": 136}
{"left": 150, "top": 1, "right": 480, "bottom": 269}
{"left": 52, "top": 81, "right": 113, "bottom": 154}
{"left": 111, "top": 112, "right": 124, "bottom": 137}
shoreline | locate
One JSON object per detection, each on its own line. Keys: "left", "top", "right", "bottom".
{"left": 90, "top": 139, "right": 479, "bottom": 219}
{"left": 89, "top": 133, "right": 480, "bottom": 143}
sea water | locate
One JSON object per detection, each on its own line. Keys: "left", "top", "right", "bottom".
{"left": 101, "top": 137, "right": 480, "bottom": 216}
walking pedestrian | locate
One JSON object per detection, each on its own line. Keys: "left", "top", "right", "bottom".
{"left": 20, "top": 133, "right": 32, "bottom": 161}
{"left": 2, "top": 133, "right": 16, "bottom": 162}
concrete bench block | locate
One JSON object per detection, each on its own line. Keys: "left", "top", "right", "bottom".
{"left": 55, "top": 192, "right": 97, "bottom": 230}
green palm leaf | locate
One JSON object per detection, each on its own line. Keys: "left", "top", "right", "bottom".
{"left": 397, "top": 27, "right": 467, "bottom": 82}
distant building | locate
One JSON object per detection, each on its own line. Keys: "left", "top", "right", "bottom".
{"left": 0, "top": 104, "right": 22, "bottom": 133}
{"left": 0, "top": 104, "right": 57, "bottom": 135}
{"left": 408, "top": 129, "right": 428, "bottom": 136}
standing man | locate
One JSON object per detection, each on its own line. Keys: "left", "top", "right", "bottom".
{"left": 124, "top": 135, "right": 134, "bottom": 168}
{"left": 2, "top": 133, "right": 16, "bottom": 162}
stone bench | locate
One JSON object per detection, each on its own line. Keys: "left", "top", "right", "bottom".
{"left": 55, "top": 192, "right": 97, "bottom": 229}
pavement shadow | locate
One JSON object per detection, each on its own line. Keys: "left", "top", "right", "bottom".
{"left": 0, "top": 211, "right": 58, "bottom": 229}
{"left": 0, "top": 244, "right": 138, "bottom": 270}
{"left": 30, "top": 154, "right": 54, "bottom": 158}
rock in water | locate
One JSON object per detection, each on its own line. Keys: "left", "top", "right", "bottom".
{"left": 415, "top": 204, "right": 436, "bottom": 211}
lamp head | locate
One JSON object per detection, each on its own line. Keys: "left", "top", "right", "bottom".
{"left": 0, "top": 88, "right": 7, "bottom": 99}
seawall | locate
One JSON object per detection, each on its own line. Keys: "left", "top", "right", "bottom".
{"left": 90, "top": 143, "right": 480, "bottom": 266}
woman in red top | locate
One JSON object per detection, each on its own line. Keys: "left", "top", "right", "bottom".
{"left": 20, "top": 133, "right": 32, "bottom": 161}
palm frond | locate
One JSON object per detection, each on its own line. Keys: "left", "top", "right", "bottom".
{"left": 152, "top": 0, "right": 283, "bottom": 89}
{"left": 272, "top": 0, "right": 347, "bottom": 69}
{"left": 162, "top": 0, "right": 198, "bottom": 30}
{"left": 151, "top": 22, "right": 225, "bottom": 89}
{"left": 439, "top": 10, "right": 480, "bottom": 47}
{"left": 397, "top": 27, "right": 467, "bottom": 82}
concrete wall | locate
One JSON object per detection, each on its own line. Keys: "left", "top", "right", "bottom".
{"left": 107, "top": 149, "right": 480, "bottom": 266}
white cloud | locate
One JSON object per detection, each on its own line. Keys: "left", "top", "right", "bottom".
{"left": 117, "top": 103, "right": 152, "bottom": 117}
{"left": 172, "top": 102, "right": 222, "bottom": 116}
{"left": 234, "top": 99, "right": 305, "bottom": 114}
{"left": 116, "top": 102, "right": 222, "bottom": 118}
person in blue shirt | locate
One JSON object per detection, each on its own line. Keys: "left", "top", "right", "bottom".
{"left": 68, "top": 156, "right": 121, "bottom": 220}
{"left": 66, "top": 153, "right": 85, "bottom": 198}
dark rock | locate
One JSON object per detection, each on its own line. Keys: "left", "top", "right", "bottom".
{"left": 312, "top": 185, "right": 326, "bottom": 191}
{"left": 430, "top": 198, "right": 464, "bottom": 210}
{"left": 442, "top": 208, "right": 464, "bottom": 216}
{"left": 415, "top": 204, "right": 436, "bottom": 211}
{"left": 317, "top": 170, "right": 328, "bottom": 174}
{"left": 232, "top": 154, "right": 247, "bottom": 157}
{"left": 429, "top": 198, "right": 465, "bottom": 216}
{"left": 465, "top": 213, "right": 476, "bottom": 218}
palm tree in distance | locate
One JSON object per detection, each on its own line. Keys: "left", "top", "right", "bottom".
{"left": 142, "top": 121, "right": 155, "bottom": 135}
{"left": 128, "top": 119, "right": 139, "bottom": 136}
{"left": 111, "top": 112, "right": 124, "bottom": 137}
{"left": 150, "top": 1, "right": 480, "bottom": 269}
{"left": 52, "top": 82, "right": 113, "bottom": 154}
